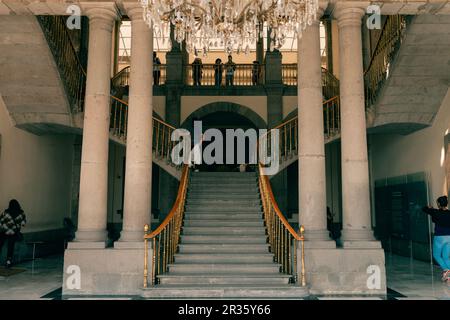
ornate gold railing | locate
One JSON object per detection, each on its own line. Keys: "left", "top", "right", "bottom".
{"left": 256, "top": 99, "right": 341, "bottom": 286}
{"left": 37, "top": 15, "right": 86, "bottom": 112}
{"left": 110, "top": 96, "right": 178, "bottom": 163}
{"left": 321, "top": 68, "right": 340, "bottom": 101}
{"left": 281, "top": 66, "right": 340, "bottom": 100}
{"left": 143, "top": 165, "right": 190, "bottom": 287}
{"left": 364, "top": 15, "right": 408, "bottom": 108}
{"left": 185, "top": 63, "right": 265, "bottom": 86}
{"left": 111, "top": 65, "right": 167, "bottom": 91}
{"left": 323, "top": 96, "right": 341, "bottom": 139}
{"left": 261, "top": 95, "right": 340, "bottom": 163}
{"left": 258, "top": 164, "right": 306, "bottom": 285}
{"left": 281, "top": 64, "right": 298, "bottom": 86}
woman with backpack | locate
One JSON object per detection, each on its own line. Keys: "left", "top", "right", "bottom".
{"left": 0, "top": 199, "right": 26, "bottom": 268}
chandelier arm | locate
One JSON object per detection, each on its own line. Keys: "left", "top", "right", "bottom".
{"left": 234, "top": 0, "right": 258, "bottom": 25}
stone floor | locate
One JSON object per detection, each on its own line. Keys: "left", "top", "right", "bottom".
{"left": 0, "top": 253, "right": 448, "bottom": 300}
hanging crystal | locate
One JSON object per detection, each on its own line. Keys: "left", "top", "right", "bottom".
{"left": 140, "top": 0, "right": 319, "bottom": 54}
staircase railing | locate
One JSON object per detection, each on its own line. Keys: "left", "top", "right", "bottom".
{"left": 256, "top": 96, "right": 341, "bottom": 286}
{"left": 143, "top": 165, "right": 190, "bottom": 287}
{"left": 111, "top": 65, "right": 167, "bottom": 90}
{"left": 110, "top": 96, "right": 178, "bottom": 165}
{"left": 184, "top": 63, "right": 265, "bottom": 86}
{"left": 37, "top": 15, "right": 86, "bottom": 113}
{"left": 262, "top": 95, "right": 340, "bottom": 164}
{"left": 364, "top": 15, "right": 408, "bottom": 108}
{"left": 258, "top": 165, "right": 306, "bottom": 286}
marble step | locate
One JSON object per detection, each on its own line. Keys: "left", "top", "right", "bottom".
{"left": 184, "top": 205, "right": 262, "bottom": 212}
{"left": 191, "top": 173, "right": 256, "bottom": 177}
{"left": 141, "top": 284, "right": 308, "bottom": 299}
{"left": 174, "top": 253, "right": 274, "bottom": 264}
{"left": 157, "top": 274, "right": 291, "bottom": 285}
{"left": 180, "top": 235, "right": 268, "bottom": 244}
{"left": 185, "top": 199, "right": 262, "bottom": 206}
{"left": 183, "top": 220, "right": 264, "bottom": 227}
{"left": 187, "top": 193, "right": 260, "bottom": 200}
{"left": 178, "top": 243, "right": 270, "bottom": 254}
{"left": 182, "top": 226, "right": 266, "bottom": 235}
{"left": 167, "top": 263, "right": 281, "bottom": 274}
{"left": 184, "top": 213, "right": 262, "bottom": 220}
{"left": 189, "top": 182, "right": 258, "bottom": 188}
{"left": 191, "top": 176, "right": 257, "bottom": 183}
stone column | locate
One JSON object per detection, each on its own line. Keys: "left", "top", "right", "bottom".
{"left": 334, "top": 4, "right": 378, "bottom": 246}
{"left": 73, "top": 7, "right": 117, "bottom": 245}
{"left": 118, "top": 6, "right": 154, "bottom": 242}
{"left": 297, "top": 9, "right": 332, "bottom": 245}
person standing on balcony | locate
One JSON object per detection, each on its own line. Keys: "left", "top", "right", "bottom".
{"left": 252, "top": 60, "right": 260, "bottom": 85}
{"left": 422, "top": 196, "right": 450, "bottom": 283}
{"left": 192, "top": 57, "right": 203, "bottom": 86}
{"left": 225, "top": 55, "right": 236, "bottom": 86}
{"left": 214, "top": 58, "right": 223, "bottom": 86}
{"left": 153, "top": 52, "right": 161, "bottom": 85}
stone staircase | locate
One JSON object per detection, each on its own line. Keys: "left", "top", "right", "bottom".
{"left": 142, "top": 171, "right": 309, "bottom": 299}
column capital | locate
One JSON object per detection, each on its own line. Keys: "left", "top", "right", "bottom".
{"left": 333, "top": 2, "right": 368, "bottom": 28}
{"left": 307, "top": 1, "right": 327, "bottom": 26}
{"left": 81, "top": 3, "right": 119, "bottom": 28}
{"left": 123, "top": 3, "right": 146, "bottom": 21}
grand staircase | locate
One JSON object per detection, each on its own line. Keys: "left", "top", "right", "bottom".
{"left": 142, "top": 171, "right": 309, "bottom": 299}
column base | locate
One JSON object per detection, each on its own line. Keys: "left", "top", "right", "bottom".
{"left": 299, "top": 247, "right": 386, "bottom": 295}
{"left": 304, "top": 240, "right": 336, "bottom": 249}
{"left": 341, "top": 228, "right": 376, "bottom": 241}
{"left": 74, "top": 229, "right": 108, "bottom": 242}
{"left": 114, "top": 240, "right": 145, "bottom": 249}
{"left": 118, "top": 230, "right": 146, "bottom": 243}
{"left": 63, "top": 245, "right": 152, "bottom": 296}
{"left": 304, "top": 229, "right": 332, "bottom": 241}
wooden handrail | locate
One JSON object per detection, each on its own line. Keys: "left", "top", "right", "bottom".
{"left": 143, "top": 164, "right": 190, "bottom": 287}
{"left": 259, "top": 167, "right": 302, "bottom": 241}
{"left": 145, "top": 165, "right": 189, "bottom": 239}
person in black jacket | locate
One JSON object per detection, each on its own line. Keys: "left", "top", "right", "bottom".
{"left": 422, "top": 196, "right": 450, "bottom": 282}
{"left": 0, "top": 200, "right": 26, "bottom": 268}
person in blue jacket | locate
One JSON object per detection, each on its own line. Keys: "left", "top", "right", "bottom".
{"left": 422, "top": 195, "right": 450, "bottom": 283}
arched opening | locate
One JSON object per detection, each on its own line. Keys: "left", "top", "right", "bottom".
{"left": 182, "top": 102, "right": 266, "bottom": 172}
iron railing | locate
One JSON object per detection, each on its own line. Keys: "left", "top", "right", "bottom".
{"left": 111, "top": 65, "right": 167, "bottom": 91}
{"left": 364, "top": 15, "right": 408, "bottom": 108}
{"left": 37, "top": 15, "right": 86, "bottom": 113}
{"left": 258, "top": 165, "right": 306, "bottom": 285}
{"left": 185, "top": 63, "right": 265, "bottom": 86}
{"left": 143, "top": 165, "right": 190, "bottom": 287}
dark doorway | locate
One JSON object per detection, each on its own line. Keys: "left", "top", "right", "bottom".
{"left": 192, "top": 111, "right": 258, "bottom": 172}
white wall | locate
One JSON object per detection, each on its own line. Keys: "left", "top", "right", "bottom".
{"left": 0, "top": 95, "right": 74, "bottom": 233}
{"left": 370, "top": 88, "right": 450, "bottom": 202}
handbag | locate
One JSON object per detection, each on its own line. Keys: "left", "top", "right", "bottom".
{"left": 13, "top": 219, "right": 24, "bottom": 242}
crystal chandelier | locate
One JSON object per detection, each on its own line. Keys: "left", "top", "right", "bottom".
{"left": 140, "top": 0, "right": 319, "bottom": 55}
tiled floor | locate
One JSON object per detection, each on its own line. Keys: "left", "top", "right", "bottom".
{"left": 385, "top": 253, "right": 450, "bottom": 300}
{"left": 0, "top": 255, "right": 63, "bottom": 300}
{"left": 0, "top": 253, "right": 449, "bottom": 300}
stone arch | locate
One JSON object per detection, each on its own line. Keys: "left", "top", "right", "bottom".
{"left": 181, "top": 102, "right": 267, "bottom": 129}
